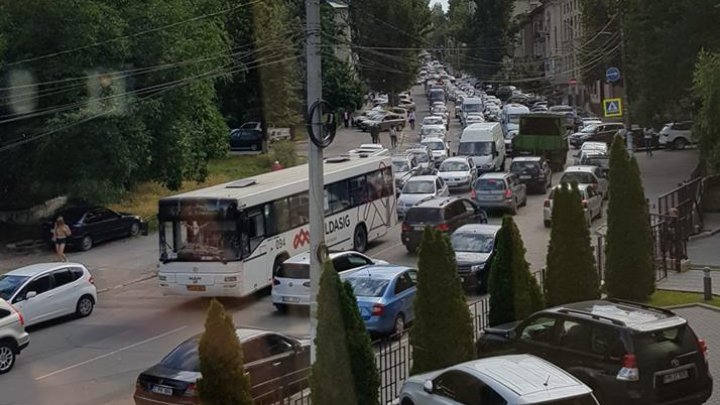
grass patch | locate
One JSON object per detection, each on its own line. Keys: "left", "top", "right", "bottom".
{"left": 646, "top": 290, "right": 720, "bottom": 308}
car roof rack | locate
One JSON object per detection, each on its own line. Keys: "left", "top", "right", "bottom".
{"left": 557, "top": 308, "right": 626, "bottom": 326}
{"left": 605, "top": 298, "right": 675, "bottom": 317}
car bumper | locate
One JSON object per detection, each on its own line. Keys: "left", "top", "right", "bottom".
{"left": 271, "top": 291, "right": 310, "bottom": 306}
{"left": 159, "top": 281, "right": 245, "bottom": 297}
{"left": 362, "top": 315, "right": 395, "bottom": 334}
{"left": 17, "top": 336, "right": 29, "bottom": 353}
{"left": 475, "top": 199, "right": 514, "bottom": 210}
{"left": 601, "top": 378, "right": 712, "bottom": 405}
{"left": 401, "top": 231, "right": 424, "bottom": 248}
{"left": 134, "top": 389, "right": 196, "bottom": 405}
{"left": 518, "top": 178, "right": 544, "bottom": 188}
{"left": 445, "top": 180, "right": 472, "bottom": 189}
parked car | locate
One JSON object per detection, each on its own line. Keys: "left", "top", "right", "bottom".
{"left": 0, "top": 298, "right": 29, "bottom": 374}
{"left": 361, "top": 113, "right": 406, "bottom": 132}
{"left": 560, "top": 165, "right": 609, "bottom": 200}
{"left": 0, "top": 263, "right": 96, "bottom": 327}
{"left": 397, "top": 175, "right": 450, "bottom": 218}
{"left": 341, "top": 265, "right": 417, "bottom": 336}
{"left": 450, "top": 224, "right": 500, "bottom": 293}
{"left": 476, "top": 299, "right": 713, "bottom": 405}
{"left": 471, "top": 173, "right": 527, "bottom": 215}
{"left": 509, "top": 156, "right": 552, "bottom": 193}
{"left": 134, "top": 329, "right": 310, "bottom": 405}
{"left": 392, "top": 154, "right": 418, "bottom": 191}
{"left": 42, "top": 206, "right": 145, "bottom": 251}
{"left": 229, "top": 128, "right": 264, "bottom": 152}
{"left": 271, "top": 251, "right": 387, "bottom": 311}
{"left": 543, "top": 183, "right": 602, "bottom": 228}
{"left": 568, "top": 123, "right": 625, "bottom": 148}
{"left": 401, "top": 197, "right": 488, "bottom": 253}
{"left": 399, "top": 354, "right": 599, "bottom": 405}
{"left": 659, "top": 121, "right": 694, "bottom": 150}
{"left": 420, "top": 137, "right": 450, "bottom": 166}
{"left": 437, "top": 156, "right": 477, "bottom": 192}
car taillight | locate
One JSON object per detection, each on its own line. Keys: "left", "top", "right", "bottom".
{"left": 544, "top": 199, "right": 550, "bottom": 208}
{"left": 10, "top": 303, "right": 24, "bottom": 326}
{"left": 582, "top": 199, "right": 588, "bottom": 208}
{"left": 617, "top": 354, "right": 639, "bottom": 381}
{"left": 436, "top": 223, "right": 450, "bottom": 232}
{"left": 470, "top": 189, "right": 477, "bottom": 199}
{"left": 184, "top": 382, "right": 198, "bottom": 397}
{"left": 504, "top": 189, "right": 513, "bottom": 199}
{"left": 698, "top": 338, "right": 709, "bottom": 363}
{"left": 372, "top": 304, "right": 385, "bottom": 316}
{"left": 402, "top": 222, "right": 411, "bottom": 232}
{"left": 88, "top": 275, "right": 95, "bottom": 285}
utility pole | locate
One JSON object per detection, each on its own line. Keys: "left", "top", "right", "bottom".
{"left": 619, "top": 6, "right": 631, "bottom": 129}
{"left": 305, "top": 0, "right": 324, "bottom": 364}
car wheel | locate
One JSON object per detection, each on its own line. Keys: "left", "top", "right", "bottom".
{"left": 129, "top": 221, "right": 140, "bottom": 237}
{"left": 353, "top": 225, "right": 368, "bottom": 253}
{"left": 80, "top": 235, "right": 93, "bottom": 251}
{"left": 76, "top": 295, "right": 95, "bottom": 318}
{"left": 0, "top": 340, "right": 16, "bottom": 375}
{"left": 274, "top": 303, "right": 288, "bottom": 313}
{"left": 544, "top": 220, "right": 551, "bottom": 228}
{"left": 393, "top": 314, "right": 406, "bottom": 336}
{"left": 673, "top": 137, "right": 687, "bottom": 150}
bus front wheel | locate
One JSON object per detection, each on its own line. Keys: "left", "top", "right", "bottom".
{"left": 353, "top": 225, "right": 368, "bottom": 253}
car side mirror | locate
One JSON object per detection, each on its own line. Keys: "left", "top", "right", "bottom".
{"left": 25, "top": 291, "right": 37, "bottom": 299}
{"left": 423, "top": 380, "right": 434, "bottom": 394}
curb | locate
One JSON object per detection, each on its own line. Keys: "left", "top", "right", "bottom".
{"left": 688, "top": 227, "right": 720, "bottom": 241}
{"left": 97, "top": 273, "right": 157, "bottom": 294}
{"left": 663, "top": 302, "right": 720, "bottom": 312}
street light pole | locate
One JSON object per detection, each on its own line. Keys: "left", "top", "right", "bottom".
{"left": 305, "top": 0, "right": 324, "bottom": 364}
{"left": 619, "top": 7, "right": 631, "bottom": 129}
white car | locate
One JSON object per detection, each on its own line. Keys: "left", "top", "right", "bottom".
{"left": 438, "top": 156, "right": 477, "bottom": 191}
{"left": 271, "top": 251, "right": 387, "bottom": 311}
{"left": 543, "top": 183, "right": 602, "bottom": 228}
{"left": 420, "top": 124, "right": 447, "bottom": 140}
{"left": 0, "top": 263, "right": 97, "bottom": 327}
{"left": 658, "top": 121, "right": 694, "bottom": 149}
{"left": 560, "top": 165, "right": 609, "bottom": 200}
{"left": 397, "top": 175, "right": 450, "bottom": 218}
{"left": 421, "top": 137, "right": 449, "bottom": 165}
{"left": 422, "top": 116, "right": 445, "bottom": 127}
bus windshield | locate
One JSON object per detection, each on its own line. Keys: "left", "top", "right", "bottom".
{"left": 160, "top": 218, "right": 242, "bottom": 262}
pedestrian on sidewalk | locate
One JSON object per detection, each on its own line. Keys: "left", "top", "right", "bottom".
{"left": 343, "top": 110, "right": 350, "bottom": 128}
{"left": 408, "top": 109, "right": 416, "bottom": 130}
{"left": 51, "top": 216, "right": 72, "bottom": 262}
{"left": 370, "top": 124, "right": 380, "bottom": 144}
{"left": 390, "top": 125, "right": 398, "bottom": 148}
{"left": 644, "top": 128, "right": 654, "bottom": 156}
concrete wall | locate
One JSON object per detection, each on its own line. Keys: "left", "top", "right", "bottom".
{"left": 0, "top": 196, "right": 67, "bottom": 225}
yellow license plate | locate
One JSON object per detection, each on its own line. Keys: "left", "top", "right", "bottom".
{"left": 187, "top": 285, "right": 206, "bottom": 292}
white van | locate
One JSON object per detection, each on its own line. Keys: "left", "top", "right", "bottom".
{"left": 458, "top": 122, "right": 505, "bottom": 172}
{"left": 501, "top": 103, "right": 530, "bottom": 136}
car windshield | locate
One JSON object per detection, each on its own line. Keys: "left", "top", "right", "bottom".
{"left": 583, "top": 156, "right": 609, "bottom": 168}
{"left": 159, "top": 337, "right": 200, "bottom": 372}
{"left": 422, "top": 128, "right": 445, "bottom": 137}
{"left": 276, "top": 263, "right": 310, "bottom": 279}
{"left": 458, "top": 141, "right": 492, "bottom": 155}
{"left": 581, "top": 124, "right": 598, "bottom": 133}
{"left": 475, "top": 178, "right": 506, "bottom": 191}
{"left": 423, "top": 142, "right": 444, "bottom": 150}
{"left": 346, "top": 277, "right": 389, "bottom": 297}
{"left": 451, "top": 232, "right": 494, "bottom": 253}
{"left": 392, "top": 161, "right": 410, "bottom": 172}
{"left": 403, "top": 181, "right": 435, "bottom": 194}
{"left": 410, "top": 152, "right": 430, "bottom": 163}
{"left": 440, "top": 161, "right": 469, "bottom": 172}
{"left": 464, "top": 103, "right": 482, "bottom": 112}
{"left": 0, "top": 275, "right": 29, "bottom": 300}
{"left": 561, "top": 172, "right": 596, "bottom": 184}
{"left": 424, "top": 118, "right": 443, "bottom": 125}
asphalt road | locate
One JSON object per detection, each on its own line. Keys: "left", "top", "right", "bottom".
{"left": 0, "top": 86, "right": 700, "bottom": 405}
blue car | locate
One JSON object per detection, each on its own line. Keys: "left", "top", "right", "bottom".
{"left": 342, "top": 265, "right": 418, "bottom": 336}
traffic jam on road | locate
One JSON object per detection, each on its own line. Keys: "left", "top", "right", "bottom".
{"left": 0, "top": 59, "right": 712, "bottom": 405}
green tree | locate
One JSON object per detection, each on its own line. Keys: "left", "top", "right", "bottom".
{"left": 467, "top": 0, "right": 514, "bottom": 79}
{"left": 545, "top": 182, "right": 600, "bottom": 307}
{"left": 197, "top": 299, "right": 253, "bottom": 405}
{"left": 692, "top": 51, "right": 720, "bottom": 171}
{"left": 605, "top": 136, "right": 655, "bottom": 300}
{"left": 310, "top": 260, "right": 357, "bottom": 405}
{"left": 411, "top": 227, "right": 475, "bottom": 375}
{"left": 488, "top": 216, "right": 544, "bottom": 326}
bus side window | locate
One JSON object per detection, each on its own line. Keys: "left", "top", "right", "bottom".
{"left": 349, "top": 176, "right": 368, "bottom": 206}
{"left": 248, "top": 209, "right": 265, "bottom": 252}
{"left": 272, "top": 198, "right": 291, "bottom": 233}
{"left": 289, "top": 193, "right": 309, "bottom": 228}
{"left": 382, "top": 167, "right": 394, "bottom": 197}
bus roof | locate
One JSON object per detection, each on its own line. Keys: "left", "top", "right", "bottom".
{"left": 161, "top": 155, "right": 391, "bottom": 208}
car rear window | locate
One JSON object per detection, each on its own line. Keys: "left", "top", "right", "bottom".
{"left": 510, "top": 161, "right": 540, "bottom": 173}
{"left": 405, "top": 208, "right": 443, "bottom": 223}
{"left": 633, "top": 324, "right": 698, "bottom": 361}
{"left": 276, "top": 263, "right": 309, "bottom": 279}
{"left": 475, "top": 178, "right": 506, "bottom": 191}
{"left": 160, "top": 338, "right": 200, "bottom": 372}
{"left": 560, "top": 172, "right": 596, "bottom": 184}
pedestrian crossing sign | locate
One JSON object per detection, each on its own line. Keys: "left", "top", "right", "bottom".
{"left": 603, "top": 98, "right": 623, "bottom": 117}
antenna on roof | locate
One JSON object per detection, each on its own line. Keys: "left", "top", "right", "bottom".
{"left": 544, "top": 374, "right": 551, "bottom": 387}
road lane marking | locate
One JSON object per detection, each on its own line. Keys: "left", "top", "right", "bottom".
{"left": 370, "top": 241, "right": 404, "bottom": 258}
{"left": 35, "top": 325, "right": 188, "bottom": 381}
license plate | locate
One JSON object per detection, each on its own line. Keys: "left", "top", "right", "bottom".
{"left": 186, "top": 284, "right": 206, "bottom": 292}
{"left": 151, "top": 385, "right": 173, "bottom": 396}
{"left": 663, "top": 369, "right": 689, "bottom": 384}
{"left": 282, "top": 296, "right": 300, "bottom": 303}
{"left": 520, "top": 175, "right": 531, "bottom": 179}
{"left": 413, "top": 225, "right": 424, "bottom": 230}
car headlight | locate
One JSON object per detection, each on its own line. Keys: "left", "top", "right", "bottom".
{"left": 471, "top": 264, "right": 485, "bottom": 272}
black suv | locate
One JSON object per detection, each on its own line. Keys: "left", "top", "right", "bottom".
{"left": 509, "top": 156, "right": 552, "bottom": 193}
{"left": 476, "top": 299, "right": 712, "bottom": 405}
{"left": 401, "top": 197, "right": 488, "bottom": 254}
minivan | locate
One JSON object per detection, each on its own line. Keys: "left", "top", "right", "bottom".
{"left": 458, "top": 122, "right": 505, "bottom": 173}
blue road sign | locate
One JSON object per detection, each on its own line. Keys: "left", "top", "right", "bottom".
{"left": 606, "top": 67, "right": 621, "bottom": 83}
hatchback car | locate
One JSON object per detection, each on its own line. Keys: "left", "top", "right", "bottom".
{"left": 560, "top": 165, "right": 609, "bottom": 200}
{"left": 399, "top": 354, "right": 599, "bottom": 405}
{"left": 472, "top": 173, "right": 527, "bottom": 215}
{"left": 397, "top": 176, "right": 450, "bottom": 218}
{"left": 229, "top": 128, "right": 264, "bottom": 152}
{"left": 0, "top": 298, "right": 29, "bottom": 374}
{"left": 437, "top": 157, "right": 477, "bottom": 192}
{"left": 401, "top": 197, "right": 488, "bottom": 254}
{"left": 134, "top": 329, "right": 310, "bottom": 405}
{"left": 543, "top": 184, "right": 603, "bottom": 228}
{"left": 0, "top": 263, "right": 97, "bottom": 327}
{"left": 271, "top": 251, "right": 387, "bottom": 312}
{"left": 509, "top": 156, "right": 552, "bottom": 193}
{"left": 476, "top": 300, "right": 713, "bottom": 405}
{"left": 42, "top": 206, "right": 145, "bottom": 251}
{"left": 450, "top": 224, "right": 501, "bottom": 293}
{"left": 342, "top": 265, "right": 417, "bottom": 336}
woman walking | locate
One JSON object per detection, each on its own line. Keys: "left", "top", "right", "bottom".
{"left": 52, "top": 216, "right": 72, "bottom": 261}
{"left": 408, "top": 109, "right": 416, "bottom": 130}
{"left": 390, "top": 125, "right": 398, "bottom": 148}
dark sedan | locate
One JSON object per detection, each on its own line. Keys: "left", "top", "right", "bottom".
{"left": 42, "top": 206, "right": 145, "bottom": 251}
{"left": 133, "top": 329, "right": 310, "bottom": 405}
{"left": 229, "top": 128, "right": 264, "bottom": 152}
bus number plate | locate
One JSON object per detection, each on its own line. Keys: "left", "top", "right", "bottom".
{"left": 187, "top": 285, "right": 206, "bottom": 292}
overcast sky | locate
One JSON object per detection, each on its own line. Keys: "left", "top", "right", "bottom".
{"left": 429, "top": 0, "right": 449, "bottom": 12}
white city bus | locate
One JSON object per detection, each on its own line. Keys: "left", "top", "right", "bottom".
{"left": 157, "top": 155, "right": 396, "bottom": 297}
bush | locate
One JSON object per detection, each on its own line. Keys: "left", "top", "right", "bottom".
{"left": 270, "top": 140, "right": 298, "bottom": 167}
{"left": 545, "top": 182, "right": 600, "bottom": 306}
{"left": 410, "top": 227, "right": 475, "bottom": 375}
{"left": 605, "top": 136, "right": 655, "bottom": 300}
{"left": 488, "top": 216, "right": 544, "bottom": 326}
{"left": 197, "top": 299, "right": 253, "bottom": 405}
